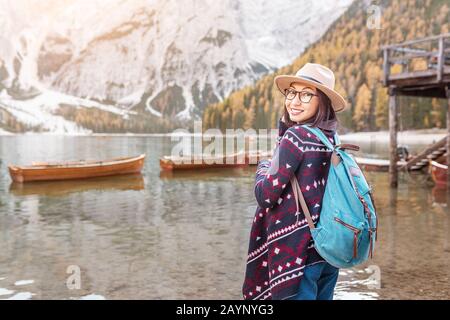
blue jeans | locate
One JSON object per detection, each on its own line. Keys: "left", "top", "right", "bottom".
{"left": 288, "top": 262, "right": 339, "bottom": 300}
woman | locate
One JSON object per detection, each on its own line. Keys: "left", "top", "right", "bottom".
{"left": 243, "top": 63, "right": 347, "bottom": 300}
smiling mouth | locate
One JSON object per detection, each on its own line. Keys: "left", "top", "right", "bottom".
{"left": 289, "top": 108, "right": 304, "bottom": 116}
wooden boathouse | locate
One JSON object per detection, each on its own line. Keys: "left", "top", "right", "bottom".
{"left": 382, "top": 33, "right": 450, "bottom": 187}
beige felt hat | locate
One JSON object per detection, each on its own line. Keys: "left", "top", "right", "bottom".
{"left": 274, "top": 63, "right": 347, "bottom": 112}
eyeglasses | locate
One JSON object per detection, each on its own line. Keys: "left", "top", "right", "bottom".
{"left": 284, "top": 88, "right": 318, "bottom": 103}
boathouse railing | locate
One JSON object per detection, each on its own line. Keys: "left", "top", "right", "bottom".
{"left": 382, "top": 33, "right": 450, "bottom": 85}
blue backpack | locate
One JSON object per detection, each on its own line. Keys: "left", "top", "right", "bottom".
{"left": 290, "top": 125, "right": 378, "bottom": 269}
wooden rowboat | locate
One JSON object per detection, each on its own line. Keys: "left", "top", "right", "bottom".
{"left": 159, "top": 150, "right": 274, "bottom": 171}
{"left": 8, "top": 154, "right": 145, "bottom": 183}
{"left": 430, "top": 160, "right": 447, "bottom": 187}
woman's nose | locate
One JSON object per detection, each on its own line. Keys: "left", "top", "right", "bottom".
{"left": 291, "top": 94, "right": 302, "bottom": 106}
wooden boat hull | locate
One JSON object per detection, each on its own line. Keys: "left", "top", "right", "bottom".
{"left": 430, "top": 160, "right": 447, "bottom": 187}
{"left": 9, "top": 154, "right": 145, "bottom": 183}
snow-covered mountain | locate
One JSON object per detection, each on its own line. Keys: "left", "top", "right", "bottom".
{"left": 0, "top": 0, "right": 353, "bottom": 133}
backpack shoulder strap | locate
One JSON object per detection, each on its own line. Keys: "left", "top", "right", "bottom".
{"left": 300, "top": 125, "right": 335, "bottom": 150}
{"left": 334, "top": 132, "right": 341, "bottom": 145}
{"left": 290, "top": 175, "right": 316, "bottom": 230}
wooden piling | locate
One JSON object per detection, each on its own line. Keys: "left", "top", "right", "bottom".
{"left": 447, "top": 86, "right": 450, "bottom": 190}
{"left": 389, "top": 87, "right": 398, "bottom": 188}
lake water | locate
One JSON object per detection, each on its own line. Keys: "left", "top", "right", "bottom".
{"left": 0, "top": 135, "right": 449, "bottom": 300}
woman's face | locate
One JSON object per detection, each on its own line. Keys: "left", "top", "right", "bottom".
{"left": 284, "top": 82, "right": 319, "bottom": 123}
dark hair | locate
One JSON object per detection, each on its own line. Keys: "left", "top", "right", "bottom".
{"left": 283, "top": 88, "right": 336, "bottom": 128}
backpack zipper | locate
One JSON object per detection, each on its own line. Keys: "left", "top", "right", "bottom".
{"left": 334, "top": 217, "right": 361, "bottom": 259}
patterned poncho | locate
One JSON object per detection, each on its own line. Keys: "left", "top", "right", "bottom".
{"left": 242, "top": 118, "right": 337, "bottom": 300}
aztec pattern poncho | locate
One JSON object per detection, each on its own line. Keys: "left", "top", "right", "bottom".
{"left": 242, "top": 118, "right": 337, "bottom": 300}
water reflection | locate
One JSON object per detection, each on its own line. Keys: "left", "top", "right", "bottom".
{"left": 431, "top": 186, "right": 449, "bottom": 207}
{"left": 0, "top": 135, "right": 449, "bottom": 299}
{"left": 9, "top": 174, "right": 145, "bottom": 197}
{"left": 159, "top": 167, "right": 251, "bottom": 180}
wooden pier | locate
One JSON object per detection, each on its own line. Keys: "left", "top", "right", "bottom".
{"left": 382, "top": 33, "right": 450, "bottom": 187}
